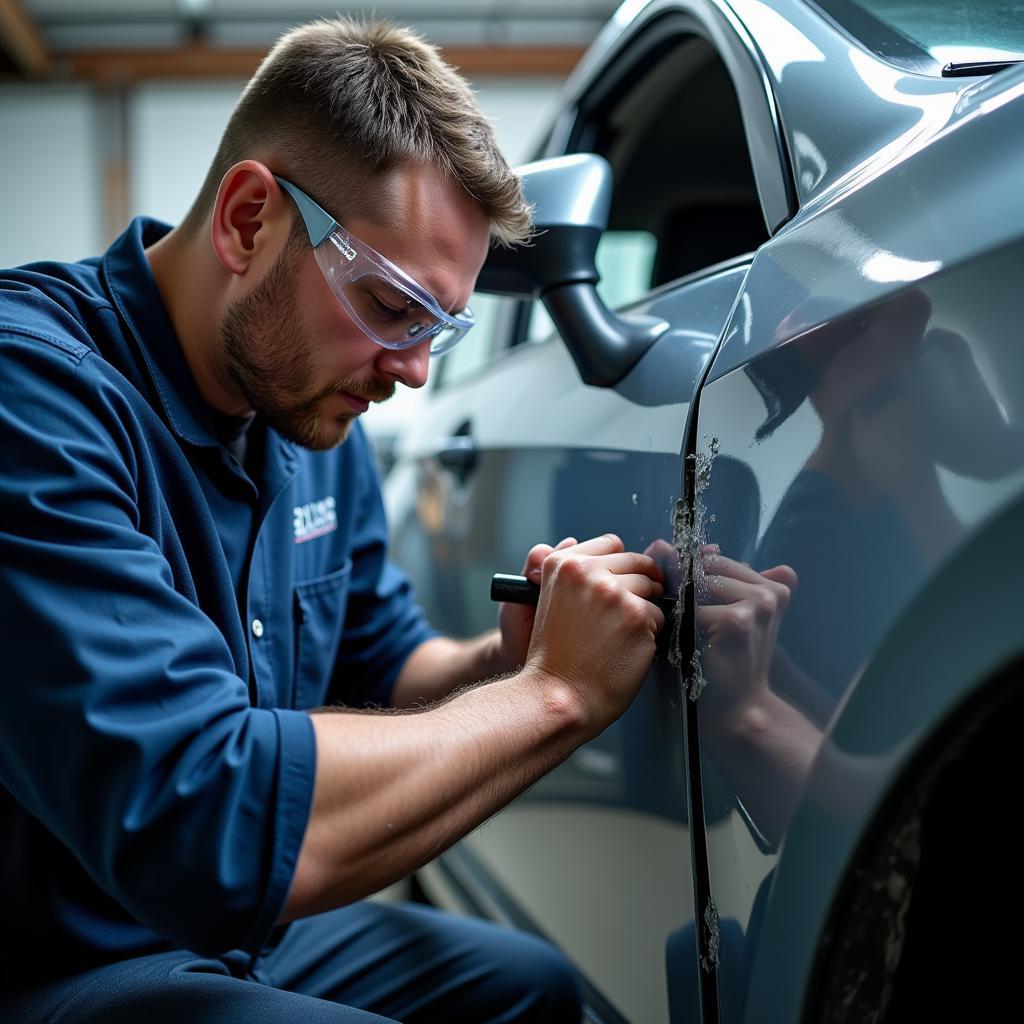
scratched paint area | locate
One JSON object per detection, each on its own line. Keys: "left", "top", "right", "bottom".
{"left": 670, "top": 436, "right": 720, "bottom": 698}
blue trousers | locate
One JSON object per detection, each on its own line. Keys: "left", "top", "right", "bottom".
{"left": 0, "top": 901, "right": 583, "bottom": 1023}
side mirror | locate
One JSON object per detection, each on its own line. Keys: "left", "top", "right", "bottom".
{"left": 476, "top": 153, "right": 667, "bottom": 387}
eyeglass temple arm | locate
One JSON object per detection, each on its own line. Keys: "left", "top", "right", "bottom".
{"left": 273, "top": 175, "right": 336, "bottom": 247}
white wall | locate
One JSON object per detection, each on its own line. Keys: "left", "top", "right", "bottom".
{"left": 126, "top": 75, "right": 564, "bottom": 227}
{"left": 128, "top": 81, "right": 244, "bottom": 224}
{"left": 0, "top": 74, "right": 564, "bottom": 262}
{"left": 0, "top": 73, "right": 565, "bottom": 447}
{"left": 0, "top": 85, "right": 103, "bottom": 267}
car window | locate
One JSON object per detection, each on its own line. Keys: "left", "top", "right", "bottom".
{"left": 441, "top": 23, "right": 772, "bottom": 373}
{"left": 526, "top": 29, "right": 768, "bottom": 344}
{"left": 813, "top": 0, "right": 1024, "bottom": 66}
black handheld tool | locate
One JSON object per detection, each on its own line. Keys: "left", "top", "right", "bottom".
{"left": 490, "top": 573, "right": 676, "bottom": 616}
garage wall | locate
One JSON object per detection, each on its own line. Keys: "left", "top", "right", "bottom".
{"left": 0, "top": 76, "right": 564, "bottom": 268}
{"left": 0, "top": 85, "right": 104, "bottom": 266}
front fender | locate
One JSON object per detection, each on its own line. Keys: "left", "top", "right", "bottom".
{"left": 742, "top": 494, "right": 1024, "bottom": 1024}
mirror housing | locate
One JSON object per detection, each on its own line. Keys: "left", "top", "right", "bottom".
{"left": 476, "top": 153, "right": 667, "bottom": 388}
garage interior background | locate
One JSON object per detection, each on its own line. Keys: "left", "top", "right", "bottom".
{"left": 0, "top": 0, "right": 619, "bottom": 452}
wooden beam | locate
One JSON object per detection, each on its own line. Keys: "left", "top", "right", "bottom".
{"left": 445, "top": 45, "right": 584, "bottom": 76}
{"left": 66, "top": 43, "right": 584, "bottom": 84}
{"left": 0, "top": 0, "right": 50, "bottom": 77}
{"left": 68, "top": 45, "right": 262, "bottom": 85}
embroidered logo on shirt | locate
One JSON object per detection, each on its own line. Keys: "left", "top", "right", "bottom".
{"left": 293, "top": 496, "right": 337, "bottom": 543}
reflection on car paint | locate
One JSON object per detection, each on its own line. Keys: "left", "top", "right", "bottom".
{"left": 694, "top": 242, "right": 1024, "bottom": 1022}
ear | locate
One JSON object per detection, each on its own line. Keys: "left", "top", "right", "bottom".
{"left": 210, "top": 161, "right": 289, "bottom": 277}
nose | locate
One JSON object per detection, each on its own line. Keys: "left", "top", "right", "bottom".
{"left": 375, "top": 339, "right": 431, "bottom": 390}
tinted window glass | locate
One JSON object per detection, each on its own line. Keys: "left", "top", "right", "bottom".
{"left": 821, "top": 0, "right": 1024, "bottom": 64}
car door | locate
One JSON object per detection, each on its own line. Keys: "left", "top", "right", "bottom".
{"left": 685, "top": 5, "right": 1024, "bottom": 1023}
{"left": 384, "top": 5, "right": 795, "bottom": 1021}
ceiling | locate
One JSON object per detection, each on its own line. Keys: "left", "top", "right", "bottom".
{"left": 22, "top": 0, "right": 620, "bottom": 51}
{"left": 0, "top": 0, "right": 621, "bottom": 81}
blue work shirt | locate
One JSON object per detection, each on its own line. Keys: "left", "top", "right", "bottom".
{"left": 0, "top": 218, "right": 436, "bottom": 985}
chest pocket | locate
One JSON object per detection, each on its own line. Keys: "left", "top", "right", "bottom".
{"left": 293, "top": 560, "right": 353, "bottom": 710}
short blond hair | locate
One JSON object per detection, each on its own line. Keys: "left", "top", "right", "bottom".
{"left": 182, "top": 18, "right": 532, "bottom": 246}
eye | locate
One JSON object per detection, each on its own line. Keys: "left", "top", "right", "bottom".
{"left": 367, "top": 291, "right": 407, "bottom": 321}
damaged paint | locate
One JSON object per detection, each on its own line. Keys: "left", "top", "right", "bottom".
{"left": 701, "top": 896, "right": 721, "bottom": 972}
{"left": 668, "top": 494, "right": 691, "bottom": 668}
{"left": 688, "top": 649, "right": 706, "bottom": 702}
{"left": 669, "top": 436, "right": 720, "bottom": 673}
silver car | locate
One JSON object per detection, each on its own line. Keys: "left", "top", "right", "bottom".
{"left": 384, "top": 2, "right": 1024, "bottom": 1021}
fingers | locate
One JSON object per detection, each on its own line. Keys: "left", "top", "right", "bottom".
{"left": 700, "top": 553, "right": 795, "bottom": 616}
{"left": 523, "top": 536, "right": 577, "bottom": 580}
{"left": 643, "top": 538, "right": 676, "bottom": 561}
{"left": 612, "top": 572, "right": 665, "bottom": 602}
{"left": 702, "top": 552, "right": 796, "bottom": 590}
{"left": 543, "top": 542, "right": 663, "bottom": 589}
{"left": 600, "top": 551, "right": 664, "bottom": 583}
{"left": 569, "top": 533, "right": 625, "bottom": 556}
{"left": 523, "top": 535, "right": 665, "bottom": 597}
{"left": 760, "top": 564, "right": 798, "bottom": 591}
{"left": 701, "top": 552, "right": 763, "bottom": 586}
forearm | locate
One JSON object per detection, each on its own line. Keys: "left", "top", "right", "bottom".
{"left": 390, "top": 631, "right": 508, "bottom": 708}
{"left": 703, "top": 688, "right": 821, "bottom": 847}
{"left": 281, "top": 667, "right": 587, "bottom": 922}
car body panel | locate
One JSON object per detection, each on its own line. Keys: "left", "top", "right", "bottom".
{"left": 709, "top": 57, "right": 1024, "bottom": 380}
{"left": 385, "top": 1, "right": 1024, "bottom": 1020}
{"left": 693, "top": 78, "right": 1024, "bottom": 1019}
{"left": 742, "top": 491, "right": 1024, "bottom": 1024}
{"left": 730, "top": 0, "right": 961, "bottom": 210}
{"left": 387, "top": 265, "right": 750, "bottom": 1023}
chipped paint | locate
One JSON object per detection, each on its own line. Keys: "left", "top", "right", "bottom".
{"left": 668, "top": 494, "right": 691, "bottom": 668}
{"left": 701, "top": 896, "right": 721, "bottom": 972}
{"left": 688, "top": 649, "right": 706, "bottom": 702}
{"left": 669, "top": 436, "right": 720, "bottom": 668}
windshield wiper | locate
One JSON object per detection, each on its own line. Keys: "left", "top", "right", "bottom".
{"left": 942, "top": 59, "right": 1023, "bottom": 78}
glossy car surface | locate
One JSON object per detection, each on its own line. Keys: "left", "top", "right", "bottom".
{"left": 384, "top": 2, "right": 1024, "bottom": 1021}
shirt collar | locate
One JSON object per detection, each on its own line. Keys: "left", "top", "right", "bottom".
{"left": 101, "top": 216, "right": 219, "bottom": 448}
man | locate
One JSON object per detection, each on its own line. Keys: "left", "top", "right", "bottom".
{"left": 0, "top": 18, "right": 666, "bottom": 1023}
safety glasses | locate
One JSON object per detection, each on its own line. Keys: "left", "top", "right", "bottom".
{"left": 274, "top": 175, "right": 475, "bottom": 356}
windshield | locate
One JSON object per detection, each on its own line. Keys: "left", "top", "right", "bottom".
{"left": 815, "top": 0, "right": 1024, "bottom": 68}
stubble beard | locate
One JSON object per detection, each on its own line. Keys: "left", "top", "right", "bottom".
{"left": 220, "top": 247, "right": 395, "bottom": 451}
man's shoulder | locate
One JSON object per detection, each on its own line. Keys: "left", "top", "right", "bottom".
{"left": 0, "top": 256, "right": 116, "bottom": 364}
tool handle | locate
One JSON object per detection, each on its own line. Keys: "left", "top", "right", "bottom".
{"left": 490, "top": 572, "right": 676, "bottom": 616}
{"left": 489, "top": 573, "right": 541, "bottom": 605}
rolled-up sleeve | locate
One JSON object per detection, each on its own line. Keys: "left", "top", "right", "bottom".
{"left": 0, "top": 333, "right": 316, "bottom": 955}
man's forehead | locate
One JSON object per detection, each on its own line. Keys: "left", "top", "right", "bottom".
{"left": 342, "top": 166, "right": 489, "bottom": 312}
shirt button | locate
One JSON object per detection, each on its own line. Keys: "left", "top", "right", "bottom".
{"left": 251, "top": 618, "right": 264, "bottom": 639}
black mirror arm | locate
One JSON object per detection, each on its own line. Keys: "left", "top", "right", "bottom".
{"left": 542, "top": 282, "right": 669, "bottom": 387}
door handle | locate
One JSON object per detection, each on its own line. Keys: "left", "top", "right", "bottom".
{"left": 436, "top": 423, "right": 477, "bottom": 482}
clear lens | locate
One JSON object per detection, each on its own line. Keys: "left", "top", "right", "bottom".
{"left": 314, "top": 232, "right": 473, "bottom": 354}
{"left": 343, "top": 273, "right": 444, "bottom": 345}
{"left": 428, "top": 322, "right": 469, "bottom": 355}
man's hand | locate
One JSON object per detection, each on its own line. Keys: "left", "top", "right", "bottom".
{"left": 496, "top": 535, "right": 577, "bottom": 670}
{"left": 287, "top": 534, "right": 665, "bottom": 920}
{"left": 696, "top": 551, "right": 796, "bottom": 737}
{"left": 523, "top": 533, "right": 665, "bottom": 734}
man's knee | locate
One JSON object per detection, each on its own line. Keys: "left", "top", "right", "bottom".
{"left": 482, "top": 929, "right": 583, "bottom": 1024}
